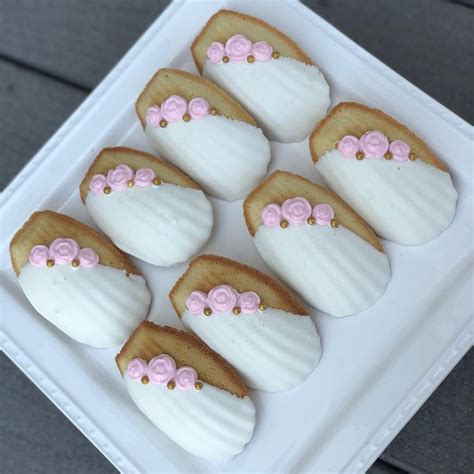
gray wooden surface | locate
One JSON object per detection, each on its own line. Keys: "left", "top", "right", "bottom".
{"left": 0, "top": 1, "right": 472, "bottom": 473}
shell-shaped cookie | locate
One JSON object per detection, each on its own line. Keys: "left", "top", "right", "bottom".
{"left": 170, "top": 255, "right": 321, "bottom": 392}
{"left": 136, "top": 69, "right": 271, "bottom": 201}
{"left": 244, "top": 171, "right": 391, "bottom": 317}
{"left": 10, "top": 211, "right": 151, "bottom": 347}
{"left": 310, "top": 102, "right": 458, "bottom": 245}
{"left": 192, "top": 10, "right": 330, "bottom": 143}
{"left": 80, "top": 147, "right": 213, "bottom": 267}
{"left": 116, "top": 323, "right": 255, "bottom": 461}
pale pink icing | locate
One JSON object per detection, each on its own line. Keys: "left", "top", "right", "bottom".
{"left": 252, "top": 41, "right": 273, "bottom": 61}
{"left": 134, "top": 168, "right": 156, "bottom": 187}
{"left": 188, "top": 98, "right": 210, "bottom": 120}
{"left": 389, "top": 139, "right": 410, "bottom": 161}
{"left": 161, "top": 95, "right": 187, "bottom": 122}
{"left": 207, "top": 41, "right": 225, "bottom": 64}
{"left": 145, "top": 105, "right": 162, "bottom": 128}
{"left": 207, "top": 285, "right": 238, "bottom": 313}
{"left": 238, "top": 291, "right": 261, "bottom": 314}
{"left": 175, "top": 367, "right": 198, "bottom": 390}
{"left": 225, "top": 34, "right": 252, "bottom": 62}
{"left": 89, "top": 174, "right": 107, "bottom": 195}
{"left": 313, "top": 204, "right": 335, "bottom": 226}
{"left": 127, "top": 358, "right": 148, "bottom": 380}
{"left": 261, "top": 204, "right": 282, "bottom": 227}
{"left": 148, "top": 355, "right": 176, "bottom": 384}
{"left": 359, "top": 131, "right": 389, "bottom": 159}
{"left": 337, "top": 135, "right": 359, "bottom": 158}
{"left": 49, "top": 238, "right": 80, "bottom": 265}
{"left": 78, "top": 248, "right": 99, "bottom": 268}
{"left": 107, "top": 164, "right": 134, "bottom": 191}
{"left": 29, "top": 245, "right": 51, "bottom": 267}
{"left": 281, "top": 197, "right": 312, "bottom": 225}
{"left": 185, "top": 290, "right": 208, "bottom": 315}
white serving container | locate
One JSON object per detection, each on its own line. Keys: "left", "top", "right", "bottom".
{"left": 1, "top": 1, "right": 472, "bottom": 472}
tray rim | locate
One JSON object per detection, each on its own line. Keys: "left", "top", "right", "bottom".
{"left": 1, "top": 0, "right": 473, "bottom": 472}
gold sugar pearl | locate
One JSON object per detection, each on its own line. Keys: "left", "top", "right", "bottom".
{"left": 159, "top": 119, "right": 168, "bottom": 128}
{"left": 46, "top": 259, "right": 55, "bottom": 268}
{"left": 409, "top": 152, "right": 417, "bottom": 161}
{"left": 247, "top": 55, "right": 255, "bottom": 64}
{"left": 183, "top": 113, "right": 191, "bottom": 122}
{"left": 280, "top": 220, "right": 289, "bottom": 229}
{"left": 258, "top": 303, "right": 266, "bottom": 312}
{"left": 204, "top": 307, "right": 212, "bottom": 317}
{"left": 232, "top": 306, "right": 241, "bottom": 315}
{"left": 384, "top": 152, "right": 393, "bottom": 160}
{"left": 141, "top": 375, "right": 149, "bottom": 385}
{"left": 272, "top": 51, "right": 280, "bottom": 59}
{"left": 194, "top": 381, "right": 203, "bottom": 390}
{"left": 152, "top": 177, "right": 162, "bottom": 186}
{"left": 71, "top": 259, "right": 80, "bottom": 268}
{"left": 103, "top": 186, "right": 111, "bottom": 195}
{"left": 330, "top": 218, "right": 339, "bottom": 228}
{"left": 356, "top": 152, "right": 364, "bottom": 161}
{"left": 167, "top": 380, "right": 176, "bottom": 390}
{"left": 127, "top": 179, "right": 135, "bottom": 188}
{"left": 222, "top": 55, "right": 230, "bottom": 63}
{"left": 307, "top": 216, "right": 316, "bottom": 225}
{"left": 210, "top": 107, "right": 218, "bottom": 116}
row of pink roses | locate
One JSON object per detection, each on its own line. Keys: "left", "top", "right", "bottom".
{"left": 207, "top": 34, "right": 275, "bottom": 64}
{"left": 146, "top": 96, "right": 211, "bottom": 128}
{"left": 29, "top": 239, "right": 99, "bottom": 269}
{"left": 262, "top": 199, "right": 335, "bottom": 227}
{"left": 127, "top": 355, "right": 201, "bottom": 390}
{"left": 186, "top": 285, "right": 262, "bottom": 315}
{"left": 337, "top": 131, "right": 412, "bottom": 161}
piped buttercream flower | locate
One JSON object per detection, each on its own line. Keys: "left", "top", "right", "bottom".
{"left": 127, "top": 358, "right": 148, "bottom": 380}
{"left": 145, "top": 105, "right": 162, "bottom": 128}
{"left": 389, "top": 140, "right": 410, "bottom": 161}
{"left": 313, "top": 204, "right": 335, "bottom": 226}
{"left": 337, "top": 135, "right": 359, "bottom": 158}
{"left": 175, "top": 366, "right": 198, "bottom": 390}
{"left": 262, "top": 204, "right": 281, "bottom": 227}
{"left": 185, "top": 290, "right": 207, "bottom": 315}
{"left": 161, "top": 95, "right": 187, "bottom": 122}
{"left": 78, "top": 248, "right": 99, "bottom": 268}
{"left": 238, "top": 291, "right": 261, "bottom": 314}
{"left": 225, "top": 34, "right": 252, "bottom": 62}
{"left": 207, "top": 42, "right": 225, "bottom": 64}
{"left": 107, "top": 164, "right": 134, "bottom": 191}
{"left": 29, "top": 245, "right": 51, "bottom": 267}
{"left": 148, "top": 355, "right": 176, "bottom": 384}
{"left": 49, "top": 238, "right": 80, "bottom": 264}
{"left": 188, "top": 98, "right": 210, "bottom": 120}
{"left": 359, "top": 131, "right": 389, "bottom": 159}
{"left": 134, "top": 168, "right": 156, "bottom": 187}
{"left": 207, "top": 285, "right": 238, "bottom": 313}
{"left": 89, "top": 174, "right": 107, "bottom": 195}
{"left": 281, "top": 197, "right": 312, "bottom": 225}
{"left": 251, "top": 41, "right": 273, "bottom": 61}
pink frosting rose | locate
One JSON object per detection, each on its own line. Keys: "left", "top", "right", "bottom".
{"left": 145, "top": 105, "right": 162, "bottom": 128}
{"left": 389, "top": 139, "right": 410, "bottom": 161}
{"left": 175, "top": 366, "right": 198, "bottom": 390}
{"left": 148, "top": 354, "right": 176, "bottom": 384}
{"left": 29, "top": 245, "right": 51, "bottom": 267}
{"left": 225, "top": 34, "right": 252, "bottom": 62}
{"left": 238, "top": 291, "right": 261, "bottom": 314}
{"left": 78, "top": 248, "right": 99, "bottom": 268}
{"left": 313, "top": 204, "right": 335, "bottom": 226}
{"left": 252, "top": 41, "right": 273, "bottom": 61}
{"left": 262, "top": 204, "right": 281, "bottom": 227}
{"left": 185, "top": 290, "right": 207, "bottom": 315}
{"left": 134, "top": 168, "right": 155, "bottom": 187}
{"left": 49, "top": 238, "right": 80, "bottom": 265}
{"left": 161, "top": 95, "right": 187, "bottom": 122}
{"left": 127, "top": 358, "right": 148, "bottom": 380}
{"left": 89, "top": 174, "right": 107, "bottom": 195}
{"left": 281, "top": 197, "right": 312, "bottom": 225}
{"left": 359, "top": 131, "right": 389, "bottom": 159}
{"left": 207, "top": 41, "right": 225, "bottom": 64}
{"left": 337, "top": 135, "right": 360, "bottom": 158}
{"left": 207, "top": 285, "right": 238, "bottom": 313}
{"left": 107, "top": 164, "right": 134, "bottom": 191}
{"left": 188, "top": 98, "right": 210, "bottom": 120}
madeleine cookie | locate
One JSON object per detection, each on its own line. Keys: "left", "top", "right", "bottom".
{"left": 116, "top": 322, "right": 255, "bottom": 461}
{"left": 192, "top": 10, "right": 330, "bottom": 143}
{"left": 80, "top": 147, "right": 213, "bottom": 267}
{"left": 169, "top": 255, "right": 321, "bottom": 392}
{"left": 244, "top": 171, "right": 391, "bottom": 317}
{"left": 10, "top": 211, "right": 151, "bottom": 347}
{"left": 309, "top": 102, "right": 458, "bottom": 245}
{"left": 136, "top": 68, "right": 270, "bottom": 201}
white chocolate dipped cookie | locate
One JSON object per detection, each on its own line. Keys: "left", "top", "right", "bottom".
{"left": 10, "top": 211, "right": 151, "bottom": 347}
{"left": 169, "top": 255, "right": 321, "bottom": 392}
{"left": 192, "top": 10, "right": 331, "bottom": 143}
{"left": 116, "top": 322, "right": 255, "bottom": 461}
{"left": 136, "top": 69, "right": 271, "bottom": 201}
{"left": 80, "top": 147, "right": 213, "bottom": 267}
{"left": 244, "top": 171, "right": 391, "bottom": 317}
{"left": 309, "top": 102, "right": 458, "bottom": 245}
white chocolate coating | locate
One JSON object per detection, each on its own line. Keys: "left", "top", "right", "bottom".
{"left": 182, "top": 308, "right": 321, "bottom": 392}
{"left": 203, "top": 57, "right": 330, "bottom": 143}
{"left": 124, "top": 375, "right": 255, "bottom": 461}
{"left": 18, "top": 263, "right": 151, "bottom": 347}
{"left": 86, "top": 183, "right": 213, "bottom": 267}
{"left": 315, "top": 149, "right": 458, "bottom": 245}
{"left": 145, "top": 115, "right": 271, "bottom": 201}
{"left": 253, "top": 225, "right": 390, "bottom": 317}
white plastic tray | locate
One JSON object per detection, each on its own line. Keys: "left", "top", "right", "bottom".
{"left": 1, "top": 1, "right": 473, "bottom": 472}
